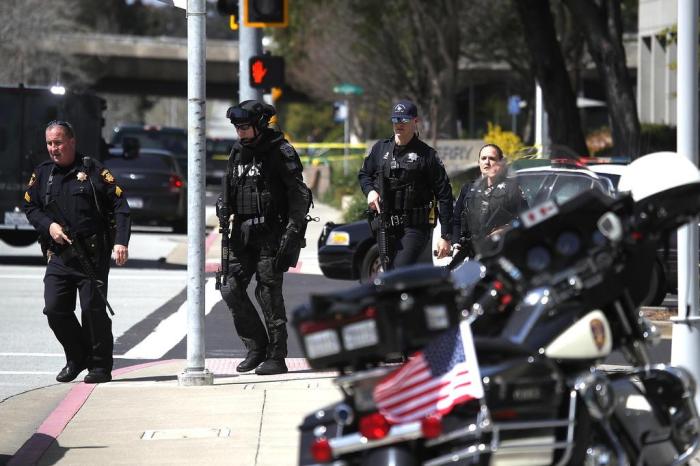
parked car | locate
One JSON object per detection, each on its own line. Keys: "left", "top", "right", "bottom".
{"left": 111, "top": 125, "right": 188, "bottom": 174}
{"left": 205, "top": 137, "right": 236, "bottom": 186}
{"left": 317, "top": 162, "right": 672, "bottom": 305}
{"left": 104, "top": 146, "right": 187, "bottom": 233}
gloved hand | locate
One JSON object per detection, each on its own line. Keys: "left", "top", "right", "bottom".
{"left": 274, "top": 224, "right": 303, "bottom": 272}
{"left": 216, "top": 196, "right": 229, "bottom": 222}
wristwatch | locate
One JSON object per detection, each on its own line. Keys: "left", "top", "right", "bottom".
{"left": 440, "top": 233, "right": 452, "bottom": 241}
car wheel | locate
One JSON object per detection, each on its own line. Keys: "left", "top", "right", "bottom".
{"left": 360, "top": 244, "right": 383, "bottom": 284}
{"left": 643, "top": 260, "right": 667, "bottom": 307}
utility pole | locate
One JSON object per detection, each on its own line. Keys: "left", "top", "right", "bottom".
{"left": 671, "top": 0, "right": 700, "bottom": 406}
{"left": 178, "top": 0, "right": 213, "bottom": 386}
{"left": 238, "top": 0, "right": 263, "bottom": 102}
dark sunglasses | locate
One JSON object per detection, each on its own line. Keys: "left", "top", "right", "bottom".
{"left": 391, "top": 117, "right": 413, "bottom": 124}
{"left": 234, "top": 123, "right": 253, "bottom": 131}
{"left": 46, "top": 120, "right": 75, "bottom": 137}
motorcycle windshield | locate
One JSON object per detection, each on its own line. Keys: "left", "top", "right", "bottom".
{"left": 450, "top": 259, "right": 484, "bottom": 292}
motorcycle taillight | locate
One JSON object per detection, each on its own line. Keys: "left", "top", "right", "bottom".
{"left": 359, "top": 412, "right": 391, "bottom": 440}
{"left": 421, "top": 415, "right": 442, "bottom": 439}
{"left": 310, "top": 437, "right": 332, "bottom": 462}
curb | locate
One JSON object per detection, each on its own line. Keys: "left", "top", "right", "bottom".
{"left": 7, "top": 360, "right": 172, "bottom": 466}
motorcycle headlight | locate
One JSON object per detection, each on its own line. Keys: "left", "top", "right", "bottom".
{"left": 326, "top": 231, "right": 350, "bottom": 246}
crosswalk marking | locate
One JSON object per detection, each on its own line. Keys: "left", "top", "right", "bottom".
{"left": 122, "top": 278, "right": 221, "bottom": 360}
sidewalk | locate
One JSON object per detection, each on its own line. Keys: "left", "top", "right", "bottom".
{"left": 3, "top": 359, "right": 340, "bottom": 466}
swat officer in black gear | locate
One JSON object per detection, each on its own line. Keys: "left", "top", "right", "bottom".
{"left": 358, "top": 100, "right": 454, "bottom": 270}
{"left": 24, "top": 120, "right": 130, "bottom": 384}
{"left": 453, "top": 143, "right": 528, "bottom": 257}
{"left": 218, "top": 100, "right": 311, "bottom": 376}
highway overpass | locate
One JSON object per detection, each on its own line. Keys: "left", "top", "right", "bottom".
{"left": 38, "top": 32, "right": 240, "bottom": 99}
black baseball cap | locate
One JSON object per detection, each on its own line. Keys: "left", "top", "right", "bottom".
{"left": 390, "top": 100, "right": 418, "bottom": 119}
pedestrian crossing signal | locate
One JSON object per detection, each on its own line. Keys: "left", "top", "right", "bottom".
{"left": 249, "top": 56, "right": 285, "bottom": 89}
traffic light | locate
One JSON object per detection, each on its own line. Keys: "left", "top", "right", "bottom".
{"left": 249, "top": 55, "right": 285, "bottom": 89}
{"left": 244, "top": 0, "right": 288, "bottom": 27}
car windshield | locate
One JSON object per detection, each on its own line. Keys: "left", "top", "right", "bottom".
{"left": 113, "top": 129, "right": 187, "bottom": 156}
{"left": 105, "top": 155, "right": 176, "bottom": 172}
{"left": 515, "top": 170, "right": 613, "bottom": 206}
{"left": 207, "top": 139, "right": 235, "bottom": 156}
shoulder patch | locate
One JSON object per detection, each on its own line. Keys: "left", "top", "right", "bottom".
{"left": 279, "top": 142, "right": 297, "bottom": 159}
{"left": 101, "top": 169, "right": 116, "bottom": 184}
{"left": 115, "top": 186, "right": 123, "bottom": 197}
{"left": 27, "top": 172, "right": 37, "bottom": 188}
{"left": 24, "top": 192, "right": 31, "bottom": 203}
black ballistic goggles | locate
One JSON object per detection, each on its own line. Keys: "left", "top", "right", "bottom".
{"left": 226, "top": 106, "right": 253, "bottom": 125}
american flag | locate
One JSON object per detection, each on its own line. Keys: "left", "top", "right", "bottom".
{"left": 373, "top": 322, "right": 483, "bottom": 424}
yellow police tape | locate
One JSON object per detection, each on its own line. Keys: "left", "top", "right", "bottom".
{"left": 209, "top": 142, "right": 369, "bottom": 163}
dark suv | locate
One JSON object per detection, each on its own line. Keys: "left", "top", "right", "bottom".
{"left": 111, "top": 125, "right": 188, "bottom": 174}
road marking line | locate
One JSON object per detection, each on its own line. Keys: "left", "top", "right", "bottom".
{"left": 122, "top": 278, "right": 221, "bottom": 359}
{"left": 0, "top": 274, "right": 186, "bottom": 280}
{"left": 0, "top": 352, "right": 134, "bottom": 359}
{"left": 0, "top": 371, "right": 56, "bottom": 375}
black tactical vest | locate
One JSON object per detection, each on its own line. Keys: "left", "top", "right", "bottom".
{"left": 232, "top": 159, "right": 271, "bottom": 218}
{"left": 384, "top": 150, "right": 434, "bottom": 223}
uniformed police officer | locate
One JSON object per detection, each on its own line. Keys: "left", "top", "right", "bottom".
{"left": 358, "top": 100, "right": 454, "bottom": 270}
{"left": 218, "top": 100, "right": 311, "bottom": 376}
{"left": 453, "top": 143, "right": 528, "bottom": 257}
{"left": 24, "top": 120, "right": 130, "bottom": 384}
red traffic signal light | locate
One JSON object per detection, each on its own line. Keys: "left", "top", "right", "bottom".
{"left": 244, "top": 0, "right": 288, "bottom": 27}
{"left": 249, "top": 55, "right": 285, "bottom": 89}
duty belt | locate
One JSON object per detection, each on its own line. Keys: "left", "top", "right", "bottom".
{"left": 240, "top": 216, "right": 265, "bottom": 227}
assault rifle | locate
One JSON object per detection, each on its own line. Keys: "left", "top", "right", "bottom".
{"left": 45, "top": 201, "right": 115, "bottom": 316}
{"left": 215, "top": 172, "right": 231, "bottom": 289}
{"left": 375, "top": 201, "right": 391, "bottom": 272}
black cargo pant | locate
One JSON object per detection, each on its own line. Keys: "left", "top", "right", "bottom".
{"left": 219, "top": 229, "right": 287, "bottom": 359}
{"left": 391, "top": 225, "right": 432, "bottom": 269}
{"left": 43, "top": 254, "right": 113, "bottom": 371}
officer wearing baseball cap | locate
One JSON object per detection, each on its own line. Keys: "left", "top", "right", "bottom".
{"left": 358, "top": 99, "right": 454, "bottom": 273}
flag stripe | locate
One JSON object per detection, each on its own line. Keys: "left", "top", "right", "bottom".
{"left": 372, "top": 324, "right": 484, "bottom": 424}
{"left": 377, "top": 368, "right": 470, "bottom": 411}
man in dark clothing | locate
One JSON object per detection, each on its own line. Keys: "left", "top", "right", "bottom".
{"left": 24, "top": 120, "right": 131, "bottom": 384}
{"left": 218, "top": 100, "right": 311, "bottom": 376}
{"left": 358, "top": 100, "right": 453, "bottom": 270}
{"left": 453, "top": 143, "right": 528, "bottom": 258}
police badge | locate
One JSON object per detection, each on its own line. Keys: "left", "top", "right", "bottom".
{"left": 407, "top": 152, "right": 418, "bottom": 162}
{"left": 77, "top": 172, "right": 88, "bottom": 182}
{"left": 101, "top": 169, "right": 116, "bottom": 184}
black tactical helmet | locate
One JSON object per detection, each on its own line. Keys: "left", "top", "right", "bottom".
{"left": 226, "top": 100, "right": 276, "bottom": 131}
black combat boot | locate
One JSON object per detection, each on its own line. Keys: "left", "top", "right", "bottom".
{"left": 237, "top": 350, "right": 266, "bottom": 372}
{"left": 255, "top": 358, "right": 288, "bottom": 375}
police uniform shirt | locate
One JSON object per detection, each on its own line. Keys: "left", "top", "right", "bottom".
{"left": 24, "top": 155, "right": 131, "bottom": 251}
{"left": 456, "top": 174, "right": 528, "bottom": 241}
{"left": 358, "top": 135, "right": 453, "bottom": 237}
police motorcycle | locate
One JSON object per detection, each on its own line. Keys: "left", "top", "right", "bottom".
{"left": 293, "top": 152, "right": 700, "bottom": 466}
